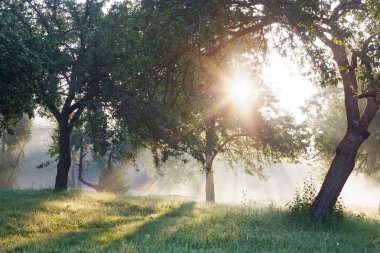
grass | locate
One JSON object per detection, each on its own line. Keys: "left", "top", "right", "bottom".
{"left": 0, "top": 189, "right": 379, "bottom": 252}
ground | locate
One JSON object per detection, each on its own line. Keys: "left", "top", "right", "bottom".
{"left": 0, "top": 189, "right": 379, "bottom": 252}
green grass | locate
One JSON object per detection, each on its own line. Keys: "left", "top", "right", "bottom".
{"left": 0, "top": 189, "right": 379, "bottom": 252}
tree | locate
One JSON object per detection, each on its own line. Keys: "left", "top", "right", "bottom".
{"left": 106, "top": 0, "right": 307, "bottom": 202}
{"left": 3, "top": 0, "right": 116, "bottom": 190}
{"left": 274, "top": 0, "right": 380, "bottom": 220}
{"left": 153, "top": 64, "right": 307, "bottom": 203}
{"left": 75, "top": 113, "right": 137, "bottom": 193}
{"left": 46, "top": 105, "right": 138, "bottom": 193}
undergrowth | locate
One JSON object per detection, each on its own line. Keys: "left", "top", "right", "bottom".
{"left": 287, "top": 175, "right": 345, "bottom": 218}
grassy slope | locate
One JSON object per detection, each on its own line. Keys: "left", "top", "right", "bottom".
{"left": 0, "top": 190, "right": 379, "bottom": 253}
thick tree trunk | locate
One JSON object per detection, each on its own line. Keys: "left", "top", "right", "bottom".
{"left": 54, "top": 126, "right": 72, "bottom": 191}
{"left": 309, "top": 133, "right": 362, "bottom": 220}
{"left": 205, "top": 160, "right": 215, "bottom": 203}
{"left": 205, "top": 169, "right": 215, "bottom": 203}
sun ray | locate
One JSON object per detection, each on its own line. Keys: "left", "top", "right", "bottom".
{"left": 225, "top": 72, "right": 256, "bottom": 113}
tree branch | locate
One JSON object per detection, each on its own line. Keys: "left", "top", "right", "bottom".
{"left": 358, "top": 88, "right": 380, "bottom": 99}
{"left": 200, "top": 16, "right": 276, "bottom": 57}
{"left": 359, "top": 97, "right": 379, "bottom": 140}
{"left": 217, "top": 133, "right": 248, "bottom": 151}
{"left": 329, "top": 0, "right": 367, "bottom": 22}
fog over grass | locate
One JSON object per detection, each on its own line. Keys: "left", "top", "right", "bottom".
{"left": 16, "top": 117, "right": 380, "bottom": 213}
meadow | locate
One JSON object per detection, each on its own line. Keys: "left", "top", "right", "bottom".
{"left": 0, "top": 189, "right": 379, "bottom": 253}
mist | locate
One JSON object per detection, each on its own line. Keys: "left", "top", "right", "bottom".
{"left": 15, "top": 116, "right": 380, "bottom": 213}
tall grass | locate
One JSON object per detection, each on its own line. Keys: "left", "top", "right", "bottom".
{"left": 0, "top": 189, "right": 379, "bottom": 252}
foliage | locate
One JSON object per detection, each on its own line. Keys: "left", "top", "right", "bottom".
{"left": 287, "top": 175, "right": 345, "bottom": 218}
{"left": 96, "top": 166, "right": 129, "bottom": 193}
{"left": 155, "top": 153, "right": 201, "bottom": 184}
{"left": 305, "top": 87, "right": 380, "bottom": 182}
{"left": 0, "top": 189, "right": 379, "bottom": 252}
{"left": 0, "top": 6, "right": 40, "bottom": 132}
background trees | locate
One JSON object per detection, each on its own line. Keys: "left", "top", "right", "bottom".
{"left": 0, "top": 116, "right": 32, "bottom": 187}
{"left": 152, "top": 63, "right": 307, "bottom": 202}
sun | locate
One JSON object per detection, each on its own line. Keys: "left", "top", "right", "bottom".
{"left": 225, "top": 72, "right": 256, "bottom": 112}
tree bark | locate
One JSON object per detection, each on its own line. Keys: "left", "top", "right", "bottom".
{"left": 204, "top": 119, "right": 217, "bottom": 203}
{"left": 205, "top": 166, "right": 215, "bottom": 203}
{"left": 309, "top": 100, "right": 378, "bottom": 220}
{"left": 309, "top": 133, "right": 362, "bottom": 220}
{"left": 54, "top": 126, "right": 72, "bottom": 191}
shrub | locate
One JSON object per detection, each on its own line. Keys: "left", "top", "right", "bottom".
{"left": 287, "top": 175, "right": 345, "bottom": 218}
{"left": 97, "top": 168, "right": 129, "bottom": 193}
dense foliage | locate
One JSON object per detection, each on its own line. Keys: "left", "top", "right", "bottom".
{"left": 0, "top": 7, "right": 40, "bottom": 132}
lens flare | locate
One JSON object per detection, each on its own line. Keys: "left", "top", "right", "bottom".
{"left": 225, "top": 72, "right": 256, "bottom": 112}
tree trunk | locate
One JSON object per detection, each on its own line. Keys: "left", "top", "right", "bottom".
{"left": 205, "top": 162, "right": 215, "bottom": 203}
{"left": 54, "top": 126, "right": 72, "bottom": 191}
{"left": 309, "top": 133, "right": 362, "bottom": 220}
{"left": 204, "top": 117, "right": 217, "bottom": 203}
{"left": 1, "top": 132, "right": 6, "bottom": 157}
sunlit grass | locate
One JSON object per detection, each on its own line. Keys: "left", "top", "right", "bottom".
{"left": 0, "top": 189, "right": 379, "bottom": 252}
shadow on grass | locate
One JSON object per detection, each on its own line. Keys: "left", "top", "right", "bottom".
{"left": 100, "top": 201, "right": 196, "bottom": 252}
{"left": 0, "top": 189, "right": 81, "bottom": 235}
{"left": 0, "top": 189, "right": 158, "bottom": 252}
{"left": 103, "top": 206, "right": 380, "bottom": 252}
{"left": 3, "top": 190, "right": 195, "bottom": 252}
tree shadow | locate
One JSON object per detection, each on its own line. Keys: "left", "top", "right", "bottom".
{"left": 0, "top": 189, "right": 157, "bottom": 252}
{"left": 102, "top": 205, "right": 380, "bottom": 252}
{"left": 2, "top": 190, "right": 193, "bottom": 252}
{"left": 100, "top": 201, "right": 196, "bottom": 252}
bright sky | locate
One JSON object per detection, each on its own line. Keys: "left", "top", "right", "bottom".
{"left": 263, "top": 53, "right": 317, "bottom": 121}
